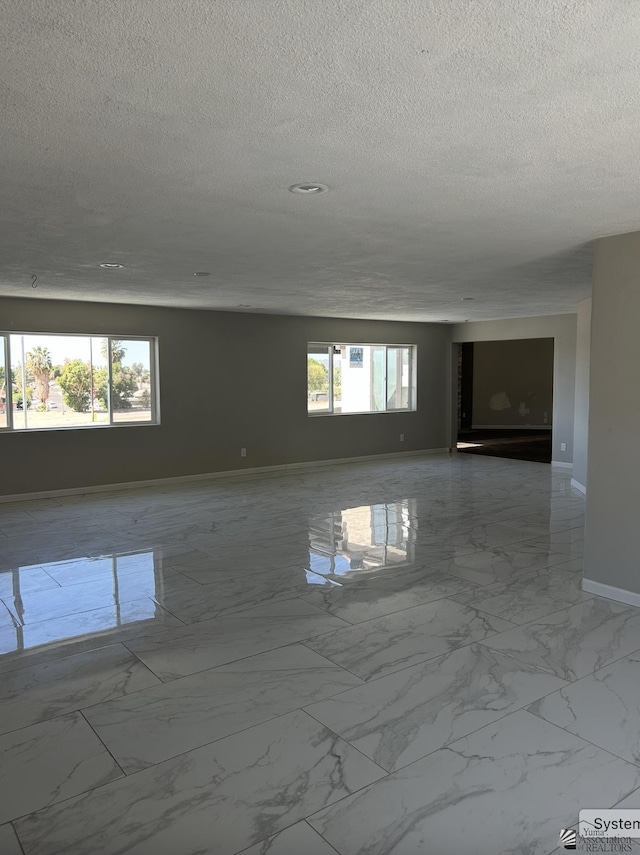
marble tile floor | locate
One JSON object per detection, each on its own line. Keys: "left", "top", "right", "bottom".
{"left": 1, "top": 453, "right": 640, "bottom": 854}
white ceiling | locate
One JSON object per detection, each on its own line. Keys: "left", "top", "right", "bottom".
{"left": 2, "top": 1, "right": 639, "bottom": 322}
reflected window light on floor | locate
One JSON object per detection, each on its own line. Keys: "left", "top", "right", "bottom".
{"left": 1, "top": 551, "right": 158, "bottom": 655}
{"left": 307, "top": 500, "right": 416, "bottom": 582}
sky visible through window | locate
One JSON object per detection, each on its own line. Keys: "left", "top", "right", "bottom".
{"left": 9, "top": 334, "right": 149, "bottom": 366}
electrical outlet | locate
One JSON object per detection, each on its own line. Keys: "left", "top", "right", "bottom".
{"left": 560, "top": 442, "right": 567, "bottom": 452}
{"left": 240, "top": 447, "right": 247, "bottom": 457}
{"left": 400, "top": 433, "right": 405, "bottom": 442}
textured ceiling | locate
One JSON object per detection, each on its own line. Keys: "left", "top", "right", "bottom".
{"left": 1, "top": 1, "right": 639, "bottom": 322}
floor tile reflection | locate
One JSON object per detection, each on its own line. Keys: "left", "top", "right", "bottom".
{"left": 0, "top": 453, "right": 635, "bottom": 855}
{"left": 0, "top": 598, "right": 183, "bottom": 669}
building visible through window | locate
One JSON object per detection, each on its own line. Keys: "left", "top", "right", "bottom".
{"left": 307, "top": 342, "right": 416, "bottom": 415}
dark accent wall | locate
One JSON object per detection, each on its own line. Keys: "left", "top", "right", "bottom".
{"left": 471, "top": 338, "right": 554, "bottom": 428}
{"left": 0, "top": 297, "right": 450, "bottom": 497}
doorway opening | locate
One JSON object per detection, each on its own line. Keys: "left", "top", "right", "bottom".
{"left": 455, "top": 338, "right": 554, "bottom": 464}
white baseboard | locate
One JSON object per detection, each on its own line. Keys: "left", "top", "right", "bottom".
{"left": 471, "top": 424, "right": 552, "bottom": 430}
{"left": 570, "top": 478, "right": 587, "bottom": 495}
{"left": 551, "top": 460, "right": 573, "bottom": 469}
{"left": 582, "top": 578, "right": 640, "bottom": 609}
{"left": 0, "top": 447, "right": 450, "bottom": 504}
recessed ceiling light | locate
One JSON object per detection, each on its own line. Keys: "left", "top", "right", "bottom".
{"left": 99, "top": 262, "right": 124, "bottom": 269}
{"left": 193, "top": 271, "right": 210, "bottom": 276}
{"left": 289, "top": 183, "right": 328, "bottom": 195}
{"left": 461, "top": 297, "right": 475, "bottom": 301}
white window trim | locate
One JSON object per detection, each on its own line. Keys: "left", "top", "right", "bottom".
{"left": 0, "top": 334, "right": 12, "bottom": 431}
{"left": 0, "top": 332, "right": 160, "bottom": 433}
{"left": 307, "top": 342, "right": 417, "bottom": 416}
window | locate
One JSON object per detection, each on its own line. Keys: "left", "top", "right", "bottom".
{"left": 0, "top": 333, "right": 158, "bottom": 431}
{"left": 307, "top": 343, "right": 415, "bottom": 415}
{"left": 0, "top": 336, "right": 8, "bottom": 430}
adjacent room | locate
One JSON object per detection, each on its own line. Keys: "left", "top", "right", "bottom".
{"left": 1, "top": 3, "right": 640, "bottom": 854}
{"left": 456, "top": 337, "right": 554, "bottom": 464}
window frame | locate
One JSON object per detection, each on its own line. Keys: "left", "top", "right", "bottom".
{"left": 0, "top": 334, "right": 12, "bottom": 432}
{"left": 0, "top": 331, "right": 160, "bottom": 433}
{"left": 307, "top": 341, "right": 416, "bottom": 417}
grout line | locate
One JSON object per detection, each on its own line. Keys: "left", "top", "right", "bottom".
{"left": 298, "top": 646, "right": 366, "bottom": 687}
{"left": 303, "top": 622, "right": 562, "bottom": 687}
{"left": 0, "top": 611, "right": 187, "bottom": 678}
{"left": 303, "top": 678, "right": 596, "bottom": 784}
{"left": 523, "top": 705, "right": 640, "bottom": 770}
{"left": 117, "top": 619, "right": 358, "bottom": 684}
{"left": 230, "top": 814, "right": 345, "bottom": 855}
{"left": 477, "top": 615, "right": 640, "bottom": 685}
{"left": 120, "top": 640, "right": 172, "bottom": 684}
{"left": 303, "top": 819, "right": 343, "bottom": 854}
{"left": 0, "top": 650, "right": 167, "bottom": 739}
{"left": 9, "top": 821, "right": 27, "bottom": 855}
{"left": 78, "top": 709, "right": 128, "bottom": 779}
{"left": 299, "top": 708, "right": 389, "bottom": 779}
{"left": 2, "top": 711, "right": 131, "bottom": 829}
{"left": 54, "top": 705, "right": 382, "bottom": 803}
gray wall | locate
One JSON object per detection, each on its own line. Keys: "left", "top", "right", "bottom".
{"left": 584, "top": 232, "right": 640, "bottom": 593}
{"left": 0, "top": 297, "right": 450, "bottom": 497}
{"left": 572, "top": 298, "right": 592, "bottom": 492}
{"left": 450, "top": 314, "right": 577, "bottom": 465}
{"left": 471, "top": 339, "right": 554, "bottom": 428}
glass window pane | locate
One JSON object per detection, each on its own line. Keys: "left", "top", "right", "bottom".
{"left": 0, "top": 337, "right": 7, "bottom": 429}
{"left": 332, "top": 347, "right": 343, "bottom": 414}
{"left": 401, "top": 347, "right": 411, "bottom": 408}
{"left": 340, "top": 345, "right": 372, "bottom": 413}
{"left": 10, "top": 334, "right": 100, "bottom": 430}
{"left": 386, "top": 347, "right": 411, "bottom": 410}
{"left": 307, "top": 342, "right": 414, "bottom": 416}
{"left": 386, "top": 348, "right": 399, "bottom": 409}
{"left": 111, "top": 339, "right": 153, "bottom": 423}
{"left": 371, "top": 346, "right": 386, "bottom": 411}
{"left": 307, "top": 345, "right": 330, "bottom": 413}
{"left": 89, "top": 338, "right": 109, "bottom": 425}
